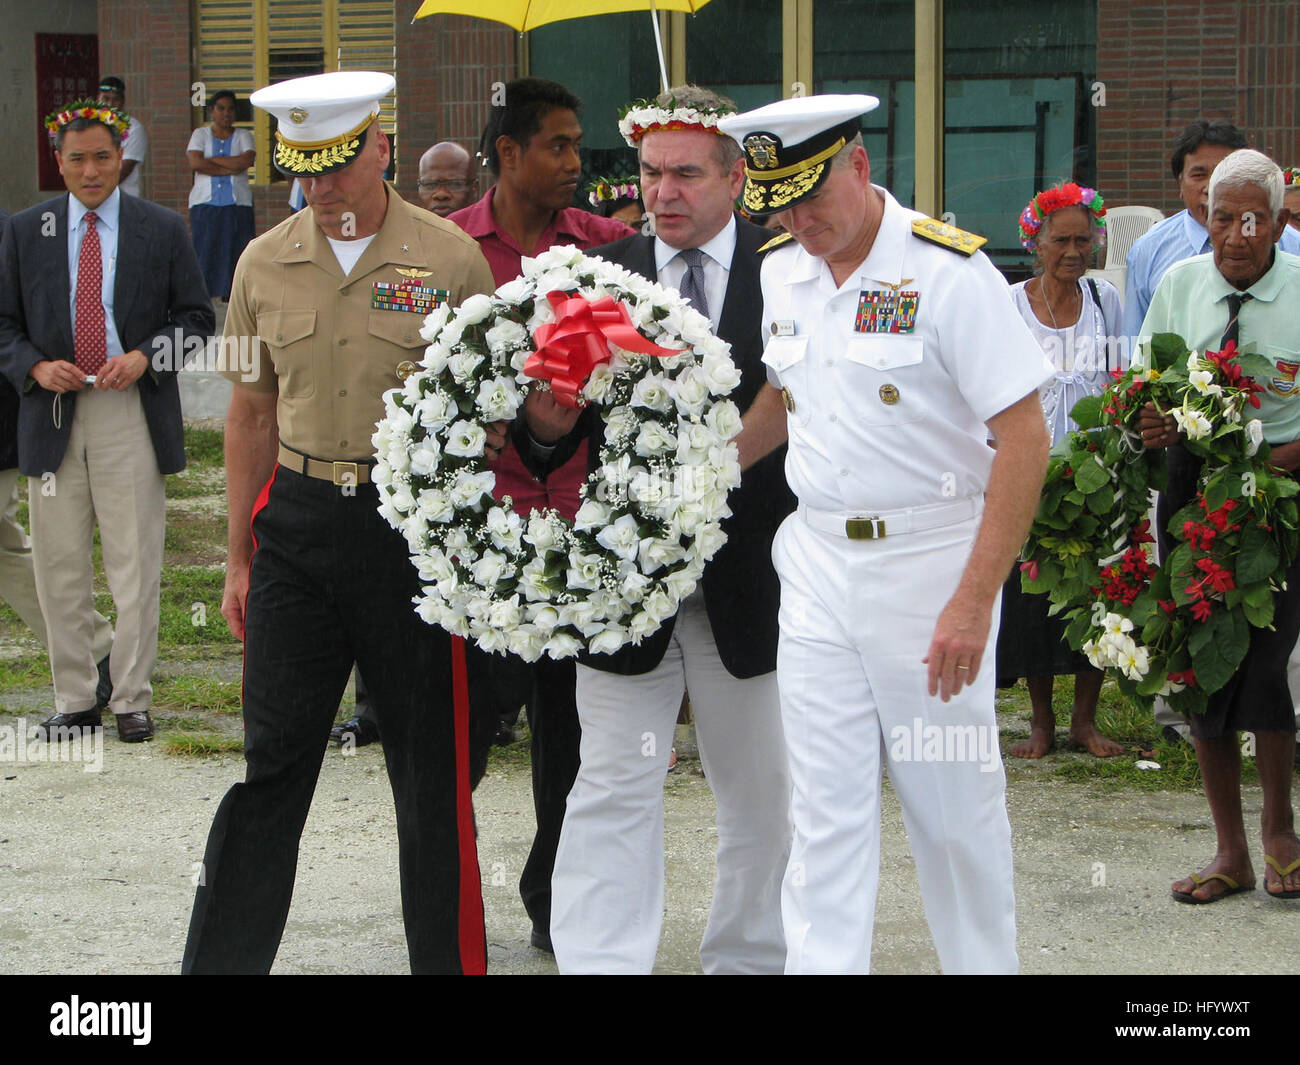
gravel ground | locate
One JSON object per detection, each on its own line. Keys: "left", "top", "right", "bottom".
{"left": 1, "top": 726, "right": 1296, "bottom": 975}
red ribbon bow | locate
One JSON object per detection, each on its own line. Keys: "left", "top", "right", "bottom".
{"left": 525, "top": 291, "right": 681, "bottom": 408}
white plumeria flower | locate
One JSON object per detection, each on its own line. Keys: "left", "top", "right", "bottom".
{"left": 1171, "top": 406, "right": 1212, "bottom": 440}
{"left": 1188, "top": 369, "right": 1223, "bottom": 397}
{"left": 1103, "top": 613, "right": 1133, "bottom": 638}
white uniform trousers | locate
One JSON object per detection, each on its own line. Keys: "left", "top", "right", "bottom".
{"left": 772, "top": 510, "right": 1017, "bottom": 975}
{"left": 29, "top": 386, "right": 165, "bottom": 716}
{"left": 550, "top": 591, "right": 791, "bottom": 974}
{"left": 0, "top": 467, "right": 113, "bottom": 662}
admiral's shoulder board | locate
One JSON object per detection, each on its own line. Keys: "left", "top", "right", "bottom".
{"left": 911, "top": 218, "right": 987, "bottom": 257}
{"left": 757, "top": 231, "right": 795, "bottom": 255}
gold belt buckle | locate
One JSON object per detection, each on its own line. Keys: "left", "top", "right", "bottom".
{"left": 845, "top": 516, "right": 886, "bottom": 540}
{"left": 332, "top": 461, "right": 360, "bottom": 486}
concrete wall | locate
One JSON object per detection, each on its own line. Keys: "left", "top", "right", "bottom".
{"left": 0, "top": 0, "right": 98, "bottom": 213}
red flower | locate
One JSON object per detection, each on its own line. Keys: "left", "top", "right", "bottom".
{"left": 1191, "top": 599, "right": 1214, "bottom": 622}
{"left": 1131, "top": 519, "right": 1154, "bottom": 545}
{"left": 1019, "top": 559, "right": 1039, "bottom": 582}
{"left": 1158, "top": 599, "right": 1176, "bottom": 615}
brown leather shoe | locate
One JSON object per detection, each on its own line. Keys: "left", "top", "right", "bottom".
{"left": 33, "top": 708, "right": 103, "bottom": 741}
{"left": 115, "top": 711, "right": 155, "bottom": 743}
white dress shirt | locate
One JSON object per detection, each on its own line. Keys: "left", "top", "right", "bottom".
{"left": 654, "top": 214, "right": 737, "bottom": 332}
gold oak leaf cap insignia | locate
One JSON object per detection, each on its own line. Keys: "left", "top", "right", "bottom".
{"left": 717, "top": 94, "right": 880, "bottom": 214}
{"left": 251, "top": 70, "right": 394, "bottom": 178}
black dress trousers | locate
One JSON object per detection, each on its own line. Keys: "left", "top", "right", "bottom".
{"left": 182, "top": 467, "right": 485, "bottom": 974}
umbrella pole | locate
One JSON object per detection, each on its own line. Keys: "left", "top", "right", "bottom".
{"left": 649, "top": 0, "right": 669, "bottom": 93}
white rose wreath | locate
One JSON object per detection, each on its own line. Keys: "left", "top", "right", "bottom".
{"left": 372, "top": 245, "right": 744, "bottom": 662}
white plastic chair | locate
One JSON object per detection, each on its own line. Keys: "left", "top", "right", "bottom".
{"left": 1102, "top": 205, "right": 1165, "bottom": 269}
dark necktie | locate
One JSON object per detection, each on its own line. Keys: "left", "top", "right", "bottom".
{"left": 677, "top": 248, "right": 709, "bottom": 320}
{"left": 1220, "top": 292, "right": 1253, "bottom": 348}
{"left": 75, "top": 211, "right": 108, "bottom": 377}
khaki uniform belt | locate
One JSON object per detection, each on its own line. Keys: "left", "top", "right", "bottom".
{"left": 278, "top": 442, "right": 375, "bottom": 486}
{"left": 797, "top": 496, "right": 979, "bottom": 540}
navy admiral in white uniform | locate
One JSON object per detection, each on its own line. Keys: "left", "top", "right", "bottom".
{"left": 718, "top": 96, "right": 1053, "bottom": 974}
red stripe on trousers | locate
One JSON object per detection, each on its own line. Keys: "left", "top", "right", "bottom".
{"left": 239, "top": 464, "right": 280, "bottom": 706}
{"left": 451, "top": 634, "right": 486, "bottom": 973}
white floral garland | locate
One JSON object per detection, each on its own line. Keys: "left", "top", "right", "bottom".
{"left": 618, "top": 104, "right": 728, "bottom": 147}
{"left": 372, "top": 245, "right": 744, "bottom": 662}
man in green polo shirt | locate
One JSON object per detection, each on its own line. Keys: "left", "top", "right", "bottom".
{"left": 1138, "top": 148, "right": 1300, "bottom": 904}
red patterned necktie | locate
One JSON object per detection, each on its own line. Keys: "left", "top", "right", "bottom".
{"left": 75, "top": 210, "right": 108, "bottom": 377}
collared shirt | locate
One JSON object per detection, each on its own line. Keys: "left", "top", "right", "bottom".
{"left": 67, "top": 187, "right": 126, "bottom": 362}
{"left": 120, "top": 116, "right": 147, "bottom": 198}
{"left": 760, "top": 186, "right": 1053, "bottom": 512}
{"left": 1141, "top": 249, "right": 1300, "bottom": 443}
{"left": 221, "top": 184, "right": 495, "bottom": 460}
{"left": 1124, "top": 207, "right": 1300, "bottom": 337}
{"left": 654, "top": 214, "right": 736, "bottom": 332}
{"left": 448, "top": 186, "right": 635, "bottom": 287}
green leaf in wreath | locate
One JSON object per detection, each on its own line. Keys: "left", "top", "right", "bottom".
{"left": 1202, "top": 472, "right": 1229, "bottom": 513}
{"left": 1236, "top": 521, "right": 1278, "bottom": 584}
{"left": 1085, "top": 483, "right": 1115, "bottom": 514}
{"left": 1074, "top": 457, "right": 1110, "bottom": 494}
{"left": 1070, "top": 394, "right": 1104, "bottom": 430}
{"left": 1187, "top": 608, "right": 1249, "bottom": 694}
{"left": 1147, "top": 333, "right": 1190, "bottom": 374}
{"left": 1241, "top": 590, "right": 1274, "bottom": 629}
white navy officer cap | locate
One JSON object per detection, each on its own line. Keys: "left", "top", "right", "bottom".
{"left": 717, "top": 94, "right": 879, "bottom": 214}
{"left": 251, "top": 70, "right": 395, "bottom": 177}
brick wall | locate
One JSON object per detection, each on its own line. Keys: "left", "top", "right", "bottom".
{"left": 1097, "top": 0, "right": 1300, "bottom": 211}
{"left": 97, "top": 0, "right": 195, "bottom": 216}
{"left": 395, "top": 1, "right": 518, "bottom": 206}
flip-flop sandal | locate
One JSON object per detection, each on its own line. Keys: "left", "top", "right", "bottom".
{"left": 1263, "top": 855, "right": 1300, "bottom": 899}
{"left": 1171, "top": 871, "right": 1252, "bottom": 904}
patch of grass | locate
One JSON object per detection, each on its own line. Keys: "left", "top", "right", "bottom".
{"left": 159, "top": 567, "right": 238, "bottom": 649}
{"left": 162, "top": 731, "right": 244, "bottom": 756}
{"left": 0, "top": 656, "right": 53, "bottom": 691}
{"left": 167, "top": 465, "right": 224, "bottom": 500}
{"left": 153, "top": 673, "right": 242, "bottom": 714}
{"left": 184, "top": 426, "right": 225, "bottom": 469}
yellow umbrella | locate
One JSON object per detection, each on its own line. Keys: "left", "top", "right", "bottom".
{"left": 412, "top": 0, "right": 713, "bottom": 92}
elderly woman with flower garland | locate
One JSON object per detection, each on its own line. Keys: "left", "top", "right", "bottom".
{"left": 1137, "top": 149, "right": 1300, "bottom": 902}
{"left": 997, "top": 183, "right": 1126, "bottom": 758}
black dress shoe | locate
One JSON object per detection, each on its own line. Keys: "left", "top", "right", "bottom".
{"left": 115, "top": 711, "right": 155, "bottom": 743}
{"left": 33, "top": 708, "right": 103, "bottom": 741}
{"left": 95, "top": 655, "right": 113, "bottom": 709}
{"left": 529, "top": 927, "right": 554, "bottom": 954}
{"left": 330, "top": 716, "right": 381, "bottom": 747}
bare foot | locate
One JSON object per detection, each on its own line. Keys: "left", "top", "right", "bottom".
{"left": 1011, "top": 724, "right": 1055, "bottom": 759}
{"left": 1068, "top": 723, "right": 1125, "bottom": 758}
{"left": 1262, "top": 834, "right": 1300, "bottom": 897}
{"left": 1171, "top": 857, "right": 1255, "bottom": 902}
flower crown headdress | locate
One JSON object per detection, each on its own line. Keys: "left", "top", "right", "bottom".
{"left": 44, "top": 99, "right": 131, "bottom": 142}
{"left": 586, "top": 175, "right": 641, "bottom": 207}
{"left": 617, "top": 96, "right": 733, "bottom": 148}
{"left": 1283, "top": 167, "right": 1299, "bottom": 189}
{"left": 1018, "top": 182, "right": 1106, "bottom": 252}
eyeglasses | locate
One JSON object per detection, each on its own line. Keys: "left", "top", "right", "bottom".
{"left": 417, "top": 180, "right": 472, "bottom": 192}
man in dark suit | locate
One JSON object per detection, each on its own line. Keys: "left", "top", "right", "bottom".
{"left": 525, "top": 86, "right": 795, "bottom": 973}
{"left": 0, "top": 205, "right": 115, "bottom": 707}
{"left": 0, "top": 103, "right": 214, "bottom": 743}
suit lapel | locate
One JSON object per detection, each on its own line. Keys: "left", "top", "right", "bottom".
{"left": 40, "top": 198, "right": 74, "bottom": 357}
{"left": 628, "top": 234, "right": 658, "bottom": 282}
{"left": 113, "top": 194, "right": 144, "bottom": 343}
{"left": 717, "top": 215, "right": 761, "bottom": 346}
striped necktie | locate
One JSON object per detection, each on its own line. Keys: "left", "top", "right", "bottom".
{"left": 1220, "top": 292, "right": 1252, "bottom": 348}
{"left": 677, "top": 247, "right": 709, "bottom": 320}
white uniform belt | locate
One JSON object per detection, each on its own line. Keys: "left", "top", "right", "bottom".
{"left": 797, "top": 496, "right": 979, "bottom": 540}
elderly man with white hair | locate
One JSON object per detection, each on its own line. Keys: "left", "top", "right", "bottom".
{"left": 1138, "top": 148, "right": 1300, "bottom": 904}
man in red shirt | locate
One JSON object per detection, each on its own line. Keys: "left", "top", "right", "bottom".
{"left": 447, "top": 77, "right": 633, "bottom": 953}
